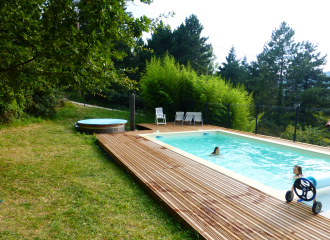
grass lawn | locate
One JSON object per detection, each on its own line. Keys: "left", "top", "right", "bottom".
{"left": 0, "top": 102, "right": 197, "bottom": 239}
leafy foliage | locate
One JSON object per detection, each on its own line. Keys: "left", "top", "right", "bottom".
{"left": 140, "top": 54, "right": 256, "bottom": 131}
{"left": 251, "top": 22, "right": 330, "bottom": 106}
{"left": 0, "top": 0, "right": 155, "bottom": 122}
{"left": 281, "top": 124, "right": 330, "bottom": 147}
{"left": 112, "top": 37, "right": 153, "bottom": 82}
{"left": 144, "top": 15, "right": 215, "bottom": 75}
{"left": 279, "top": 111, "right": 330, "bottom": 147}
{"left": 25, "top": 88, "right": 63, "bottom": 118}
{"left": 140, "top": 54, "right": 196, "bottom": 116}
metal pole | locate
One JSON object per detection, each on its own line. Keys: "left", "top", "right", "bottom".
{"left": 77, "top": 7, "right": 81, "bottom": 98}
{"left": 227, "top": 103, "right": 230, "bottom": 129}
{"left": 130, "top": 94, "right": 135, "bottom": 131}
{"left": 255, "top": 105, "right": 259, "bottom": 134}
{"left": 294, "top": 107, "right": 298, "bottom": 142}
{"left": 205, "top": 102, "right": 208, "bottom": 124}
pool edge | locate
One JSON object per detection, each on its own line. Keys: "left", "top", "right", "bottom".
{"left": 139, "top": 129, "right": 330, "bottom": 217}
{"left": 139, "top": 130, "right": 286, "bottom": 202}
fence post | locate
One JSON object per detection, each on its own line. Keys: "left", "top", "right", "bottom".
{"left": 129, "top": 93, "right": 135, "bottom": 131}
{"left": 294, "top": 107, "right": 299, "bottom": 142}
{"left": 205, "top": 102, "right": 208, "bottom": 124}
{"left": 255, "top": 104, "right": 259, "bottom": 134}
{"left": 227, "top": 103, "right": 230, "bottom": 129}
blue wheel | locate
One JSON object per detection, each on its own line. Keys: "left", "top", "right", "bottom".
{"left": 293, "top": 178, "right": 316, "bottom": 202}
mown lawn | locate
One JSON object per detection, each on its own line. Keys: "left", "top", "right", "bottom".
{"left": 0, "top": 102, "right": 197, "bottom": 239}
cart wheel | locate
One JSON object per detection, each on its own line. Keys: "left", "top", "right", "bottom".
{"left": 312, "top": 201, "right": 322, "bottom": 214}
{"left": 285, "top": 190, "right": 293, "bottom": 202}
{"left": 293, "top": 178, "right": 316, "bottom": 201}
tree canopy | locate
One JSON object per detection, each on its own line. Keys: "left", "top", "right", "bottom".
{"left": 145, "top": 15, "right": 215, "bottom": 75}
{"left": 171, "top": 14, "right": 215, "bottom": 75}
{"left": 216, "top": 22, "right": 330, "bottom": 108}
{"left": 0, "top": 0, "right": 156, "bottom": 122}
{"left": 217, "top": 47, "right": 249, "bottom": 86}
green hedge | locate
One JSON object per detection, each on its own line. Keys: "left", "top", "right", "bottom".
{"left": 140, "top": 54, "right": 256, "bottom": 132}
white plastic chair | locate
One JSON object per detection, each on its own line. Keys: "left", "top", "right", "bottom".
{"left": 155, "top": 107, "right": 166, "bottom": 125}
{"left": 193, "top": 112, "right": 203, "bottom": 126}
{"left": 183, "top": 112, "right": 194, "bottom": 126}
{"left": 174, "top": 112, "right": 184, "bottom": 125}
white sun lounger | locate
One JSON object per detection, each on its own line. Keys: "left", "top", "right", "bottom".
{"left": 183, "top": 112, "right": 194, "bottom": 126}
{"left": 174, "top": 112, "right": 185, "bottom": 125}
{"left": 192, "top": 112, "right": 203, "bottom": 126}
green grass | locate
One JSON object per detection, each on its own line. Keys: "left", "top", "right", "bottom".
{"left": 0, "top": 102, "right": 197, "bottom": 239}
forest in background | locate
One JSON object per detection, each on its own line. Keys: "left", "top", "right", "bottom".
{"left": 114, "top": 18, "right": 330, "bottom": 108}
{"left": 1, "top": 1, "right": 330, "bottom": 146}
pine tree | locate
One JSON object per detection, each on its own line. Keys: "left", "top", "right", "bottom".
{"left": 285, "top": 41, "right": 329, "bottom": 106}
{"left": 171, "top": 14, "right": 215, "bottom": 75}
{"left": 217, "top": 47, "right": 250, "bottom": 87}
{"left": 256, "top": 22, "right": 296, "bottom": 105}
{"left": 147, "top": 21, "right": 174, "bottom": 58}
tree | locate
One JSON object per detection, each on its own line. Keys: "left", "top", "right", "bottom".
{"left": 133, "top": 14, "right": 215, "bottom": 76}
{"left": 299, "top": 87, "right": 330, "bottom": 108}
{"left": 285, "top": 41, "right": 329, "bottom": 105}
{"left": 256, "top": 22, "right": 296, "bottom": 106}
{"left": 252, "top": 22, "right": 329, "bottom": 107}
{"left": 217, "top": 47, "right": 250, "bottom": 87}
{"left": 0, "top": 0, "right": 155, "bottom": 122}
{"left": 112, "top": 37, "right": 152, "bottom": 82}
{"left": 170, "top": 14, "right": 215, "bottom": 75}
{"left": 147, "top": 21, "right": 174, "bottom": 58}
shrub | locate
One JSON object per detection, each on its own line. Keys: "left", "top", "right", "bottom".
{"left": 0, "top": 99, "right": 24, "bottom": 124}
{"left": 140, "top": 54, "right": 198, "bottom": 117}
{"left": 140, "top": 54, "right": 256, "bottom": 132}
{"left": 0, "top": 84, "right": 27, "bottom": 124}
{"left": 25, "top": 88, "right": 63, "bottom": 118}
{"left": 0, "top": 73, "right": 63, "bottom": 123}
{"left": 281, "top": 123, "right": 330, "bottom": 147}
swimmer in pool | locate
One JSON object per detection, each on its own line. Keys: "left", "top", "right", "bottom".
{"left": 211, "top": 147, "right": 220, "bottom": 156}
{"left": 289, "top": 165, "right": 303, "bottom": 199}
{"left": 292, "top": 165, "right": 303, "bottom": 179}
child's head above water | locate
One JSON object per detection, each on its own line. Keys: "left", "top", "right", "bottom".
{"left": 293, "top": 165, "right": 303, "bottom": 176}
{"left": 212, "top": 147, "right": 220, "bottom": 155}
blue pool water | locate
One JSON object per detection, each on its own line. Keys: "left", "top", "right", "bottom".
{"left": 154, "top": 132, "right": 330, "bottom": 191}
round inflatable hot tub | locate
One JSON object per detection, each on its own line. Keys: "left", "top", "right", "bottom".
{"left": 76, "top": 119, "right": 127, "bottom": 134}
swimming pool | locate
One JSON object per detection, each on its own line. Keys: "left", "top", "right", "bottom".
{"left": 141, "top": 129, "right": 330, "bottom": 217}
{"left": 147, "top": 131, "right": 330, "bottom": 191}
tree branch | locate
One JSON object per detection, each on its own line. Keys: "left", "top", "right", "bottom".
{"left": 15, "top": 69, "right": 70, "bottom": 75}
{"left": 0, "top": 56, "right": 38, "bottom": 73}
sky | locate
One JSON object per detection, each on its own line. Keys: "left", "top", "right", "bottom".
{"left": 127, "top": 0, "right": 330, "bottom": 72}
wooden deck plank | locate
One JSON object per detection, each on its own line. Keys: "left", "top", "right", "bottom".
{"left": 97, "top": 123, "right": 330, "bottom": 240}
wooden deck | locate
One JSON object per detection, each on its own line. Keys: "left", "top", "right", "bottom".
{"left": 97, "top": 123, "right": 330, "bottom": 240}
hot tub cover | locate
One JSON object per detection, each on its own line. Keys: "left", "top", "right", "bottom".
{"left": 77, "top": 119, "right": 128, "bottom": 125}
